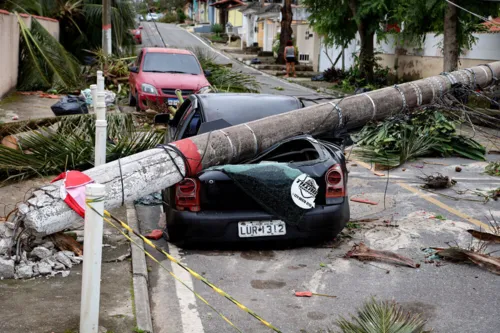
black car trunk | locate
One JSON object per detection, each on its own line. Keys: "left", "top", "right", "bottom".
{"left": 198, "top": 138, "right": 333, "bottom": 211}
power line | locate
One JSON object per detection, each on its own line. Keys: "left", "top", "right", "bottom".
{"left": 444, "top": 0, "right": 499, "bottom": 25}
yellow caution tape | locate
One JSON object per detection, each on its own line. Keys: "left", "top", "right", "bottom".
{"left": 85, "top": 199, "right": 282, "bottom": 333}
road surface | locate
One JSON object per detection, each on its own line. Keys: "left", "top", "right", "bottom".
{"left": 136, "top": 22, "right": 500, "bottom": 333}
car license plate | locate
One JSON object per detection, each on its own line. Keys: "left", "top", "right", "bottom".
{"left": 167, "top": 98, "right": 179, "bottom": 106}
{"left": 238, "top": 221, "right": 286, "bottom": 238}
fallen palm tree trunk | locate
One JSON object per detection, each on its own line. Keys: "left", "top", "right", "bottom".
{"left": 19, "top": 62, "right": 500, "bottom": 235}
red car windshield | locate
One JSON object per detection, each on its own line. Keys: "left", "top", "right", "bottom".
{"left": 142, "top": 53, "right": 201, "bottom": 75}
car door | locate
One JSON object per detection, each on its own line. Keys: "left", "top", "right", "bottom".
{"left": 129, "top": 50, "right": 144, "bottom": 96}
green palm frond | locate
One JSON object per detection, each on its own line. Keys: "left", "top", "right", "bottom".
{"left": 0, "top": 114, "right": 164, "bottom": 183}
{"left": 16, "top": 13, "right": 82, "bottom": 91}
{"left": 337, "top": 298, "right": 427, "bottom": 333}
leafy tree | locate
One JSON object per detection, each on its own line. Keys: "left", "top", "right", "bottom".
{"left": 395, "top": 0, "right": 500, "bottom": 72}
{"left": 304, "top": 0, "right": 396, "bottom": 82}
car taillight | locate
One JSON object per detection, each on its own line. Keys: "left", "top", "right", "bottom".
{"left": 325, "top": 164, "right": 345, "bottom": 198}
{"left": 175, "top": 178, "right": 200, "bottom": 212}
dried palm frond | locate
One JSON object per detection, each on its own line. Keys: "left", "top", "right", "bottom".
{"left": 337, "top": 298, "right": 427, "bottom": 333}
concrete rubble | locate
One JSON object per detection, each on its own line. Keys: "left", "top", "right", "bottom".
{"left": 0, "top": 219, "right": 82, "bottom": 279}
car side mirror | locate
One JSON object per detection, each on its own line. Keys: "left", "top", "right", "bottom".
{"left": 129, "top": 66, "right": 139, "bottom": 73}
{"left": 154, "top": 113, "right": 171, "bottom": 125}
{"left": 204, "top": 70, "right": 211, "bottom": 77}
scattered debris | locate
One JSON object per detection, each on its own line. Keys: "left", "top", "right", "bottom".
{"left": 295, "top": 291, "right": 336, "bottom": 298}
{"left": 319, "top": 262, "right": 327, "bottom": 267}
{"left": 373, "top": 172, "right": 385, "bottom": 177}
{"left": 345, "top": 243, "right": 419, "bottom": 268}
{"left": 135, "top": 192, "right": 163, "bottom": 206}
{"left": 402, "top": 168, "right": 406, "bottom": 171}
{"left": 49, "top": 232, "right": 83, "bottom": 256}
{"left": 104, "top": 250, "right": 131, "bottom": 263}
{"left": 430, "top": 215, "right": 446, "bottom": 220}
{"left": 351, "top": 163, "right": 358, "bottom": 167}
{"left": 467, "top": 230, "right": 500, "bottom": 244}
{"left": 349, "top": 218, "right": 379, "bottom": 223}
{"left": 350, "top": 198, "right": 378, "bottom": 205}
{"left": 485, "top": 161, "right": 500, "bottom": 176}
{"left": 418, "top": 173, "right": 456, "bottom": 189}
{"left": 432, "top": 247, "right": 500, "bottom": 275}
{"left": 273, "top": 86, "right": 284, "bottom": 91}
{"left": 423, "top": 161, "right": 448, "bottom": 166}
{"left": 455, "top": 166, "right": 462, "bottom": 172}
{"left": 11, "top": 115, "right": 19, "bottom": 121}
{"left": 145, "top": 229, "right": 163, "bottom": 240}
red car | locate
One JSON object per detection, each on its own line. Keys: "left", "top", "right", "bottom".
{"left": 128, "top": 48, "right": 211, "bottom": 111}
{"left": 130, "top": 26, "right": 143, "bottom": 44}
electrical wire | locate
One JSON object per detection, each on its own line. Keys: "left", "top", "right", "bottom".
{"left": 445, "top": 0, "right": 500, "bottom": 25}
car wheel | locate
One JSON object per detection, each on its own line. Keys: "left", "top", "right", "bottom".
{"left": 162, "top": 190, "right": 186, "bottom": 246}
{"left": 128, "top": 90, "right": 136, "bottom": 106}
{"left": 135, "top": 94, "right": 141, "bottom": 111}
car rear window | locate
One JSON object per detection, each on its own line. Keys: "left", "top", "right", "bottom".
{"left": 142, "top": 53, "right": 201, "bottom": 75}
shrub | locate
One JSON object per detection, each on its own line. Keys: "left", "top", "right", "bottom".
{"left": 211, "top": 23, "right": 224, "bottom": 34}
{"left": 159, "top": 12, "right": 178, "bottom": 23}
{"left": 176, "top": 9, "right": 186, "bottom": 23}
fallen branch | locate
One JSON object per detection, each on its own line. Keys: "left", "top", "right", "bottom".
{"left": 345, "top": 243, "right": 419, "bottom": 268}
{"left": 434, "top": 247, "right": 500, "bottom": 275}
{"left": 49, "top": 232, "right": 83, "bottom": 256}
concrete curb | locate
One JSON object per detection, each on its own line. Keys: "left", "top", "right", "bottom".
{"left": 126, "top": 203, "right": 154, "bottom": 333}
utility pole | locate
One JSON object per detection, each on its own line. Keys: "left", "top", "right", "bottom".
{"left": 103, "top": 0, "right": 112, "bottom": 56}
{"left": 21, "top": 62, "right": 500, "bottom": 235}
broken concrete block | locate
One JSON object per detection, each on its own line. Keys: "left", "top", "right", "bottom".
{"left": 61, "top": 270, "right": 70, "bottom": 278}
{"left": 16, "top": 264, "right": 33, "bottom": 279}
{"left": 0, "top": 258, "right": 15, "bottom": 279}
{"left": 17, "top": 203, "right": 30, "bottom": 215}
{"left": 41, "top": 257, "right": 56, "bottom": 268}
{"left": 0, "top": 224, "right": 14, "bottom": 238}
{"left": 61, "top": 250, "right": 75, "bottom": 259}
{"left": 32, "top": 264, "right": 40, "bottom": 277}
{"left": 37, "top": 262, "right": 52, "bottom": 275}
{"left": 53, "top": 252, "right": 72, "bottom": 268}
{"left": 40, "top": 185, "right": 57, "bottom": 192}
{"left": 41, "top": 241, "right": 55, "bottom": 250}
{"left": 71, "top": 256, "right": 84, "bottom": 264}
{"left": 5, "top": 222, "right": 15, "bottom": 230}
{"left": 30, "top": 246, "right": 52, "bottom": 260}
{"left": 53, "top": 262, "right": 66, "bottom": 271}
{"left": 0, "top": 238, "right": 13, "bottom": 256}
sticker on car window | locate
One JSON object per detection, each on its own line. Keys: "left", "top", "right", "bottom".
{"left": 291, "top": 174, "right": 318, "bottom": 209}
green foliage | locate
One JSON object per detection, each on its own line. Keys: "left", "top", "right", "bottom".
{"left": 159, "top": 11, "right": 178, "bottom": 23}
{"left": 17, "top": 15, "right": 82, "bottom": 92}
{"left": 0, "top": 113, "right": 164, "bottom": 182}
{"left": 177, "top": 8, "right": 186, "bottom": 23}
{"left": 190, "top": 47, "right": 260, "bottom": 93}
{"left": 353, "top": 110, "right": 486, "bottom": 167}
{"left": 394, "top": 0, "right": 499, "bottom": 55}
{"left": 337, "top": 298, "right": 427, "bottom": 333}
{"left": 485, "top": 162, "right": 500, "bottom": 177}
{"left": 5, "top": 0, "right": 136, "bottom": 59}
{"left": 211, "top": 23, "right": 224, "bottom": 34}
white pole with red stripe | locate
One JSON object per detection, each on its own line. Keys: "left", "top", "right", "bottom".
{"left": 102, "top": 0, "right": 112, "bottom": 56}
{"left": 79, "top": 184, "right": 106, "bottom": 333}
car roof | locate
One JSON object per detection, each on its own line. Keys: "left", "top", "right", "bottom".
{"left": 197, "top": 93, "right": 302, "bottom": 125}
{"left": 143, "top": 48, "right": 193, "bottom": 55}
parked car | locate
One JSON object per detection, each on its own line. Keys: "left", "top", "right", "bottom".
{"left": 146, "top": 13, "right": 159, "bottom": 21}
{"left": 128, "top": 48, "right": 211, "bottom": 111}
{"left": 154, "top": 94, "right": 350, "bottom": 246}
{"left": 130, "top": 26, "right": 143, "bottom": 44}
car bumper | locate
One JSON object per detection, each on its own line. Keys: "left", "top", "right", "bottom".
{"left": 137, "top": 93, "right": 183, "bottom": 110}
{"left": 165, "top": 201, "right": 350, "bottom": 244}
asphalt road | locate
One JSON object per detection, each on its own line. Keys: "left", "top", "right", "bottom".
{"left": 140, "top": 22, "right": 333, "bottom": 102}
{"left": 136, "top": 22, "right": 500, "bottom": 333}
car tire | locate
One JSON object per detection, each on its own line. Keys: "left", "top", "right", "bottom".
{"left": 128, "top": 90, "right": 136, "bottom": 106}
{"left": 135, "top": 94, "right": 141, "bottom": 111}
{"left": 162, "top": 190, "right": 186, "bottom": 246}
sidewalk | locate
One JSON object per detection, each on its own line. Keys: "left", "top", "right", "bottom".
{"left": 0, "top": 92, "right": 56, "bottom": 123}
{"left": 0, "top": 178, "right": 136, "bottom": 333}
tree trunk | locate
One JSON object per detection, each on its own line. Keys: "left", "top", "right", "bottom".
{"left": 348, "top": 0, "right": 374, "bottom": 83}
{"left": 443, "top": 2, "right": 459, "bottom": 72}
{"left": 20, "top": 62, "right": 500, "bottom": 235}
{"left": 276, "top": 0, "right": 293, "bottom": 65}
{"left": 358, "top": 25, "right": 375, "bottom": 83}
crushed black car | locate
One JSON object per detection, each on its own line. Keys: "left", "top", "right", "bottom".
{"left": 154, "top": 93, "right": 350, "bottom": 245}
